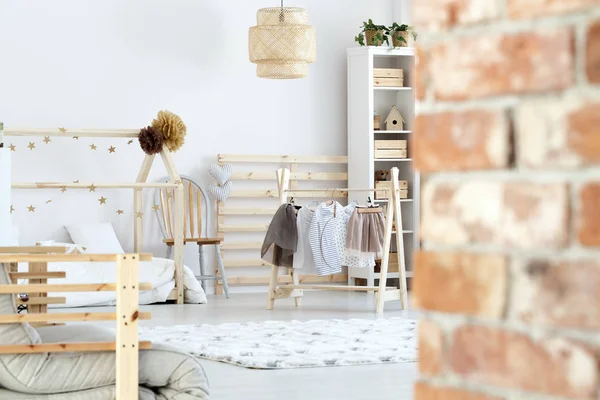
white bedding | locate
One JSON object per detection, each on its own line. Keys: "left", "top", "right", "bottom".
{"left": 18, "top": 257, "right": 207, "bottom": 308}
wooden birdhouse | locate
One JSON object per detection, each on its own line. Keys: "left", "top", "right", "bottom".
{"left": 385, "top": 106, "right": 404, "bottom": 131}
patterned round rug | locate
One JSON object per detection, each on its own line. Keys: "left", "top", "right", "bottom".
{"left": 139, "top": 318, "right": 417, "bottom": 369}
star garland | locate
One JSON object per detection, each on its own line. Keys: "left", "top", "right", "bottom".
{"left": 8, "top": 129, "right": 158, "bottom": 218}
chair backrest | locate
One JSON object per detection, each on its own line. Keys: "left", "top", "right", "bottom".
{"left": 153, "top": 176, "right": 210, "bottom": 241}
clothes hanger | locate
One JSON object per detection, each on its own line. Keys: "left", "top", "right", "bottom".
{"left": 289, "top": 197, "right": 302, "bottom": 210}
{"left": 356, "top": 196, "right": 383, "bottom": 214}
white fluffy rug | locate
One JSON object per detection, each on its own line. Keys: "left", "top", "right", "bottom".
{"left": 140, "top": 318, "right": 417, "bottom": 369}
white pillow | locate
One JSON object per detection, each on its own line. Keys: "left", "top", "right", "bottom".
{"left": 65, "top": 222, "right": 124, "bottom": 254}
{"left": 38, "top": 240, "right": 87, "bottom": 254}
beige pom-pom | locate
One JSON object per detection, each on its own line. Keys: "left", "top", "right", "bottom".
{"left": 151, "top": 110, "right": 186, "bottom": 152}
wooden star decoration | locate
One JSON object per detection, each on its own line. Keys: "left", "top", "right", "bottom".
{"left": 116, "top": 209, "right": 124, "bottom": 215}
{"left": 90, "top": 144, "right": 97, "bottom": 151}
{"left": 72, "top": 136, "right": 79, "bottom": 140}
{"left": 46, "top": 199, "right": 52, "bottom": 204}
{"left": 8, "top": 144, "right": 16, "bottom": 152}
{"left": 73, "top": 180, "right": 79, "bottom": 183}
{"left": 135, "top": 212, "right": 143, "bottom": 219}
{"left": 88, "top": 184, "right": 97, "bottom": 192}
{"left": 27, "top": 205, "right": 36, "bottom": 212}
{"left": 127, "top": 140, "right": 134, "bottom": 145}
{"left": 10, "top": 205, "right": 14, "bottom": 214}
{"left": 43, "top": 136, "right": 51, "bottom": 144}
{"left": 152, "top": 204, "right": 161, "bottom": 212}
{"left": 108, "top": 146, "right": 116, "bottom": 153}
{"left": 60, "top": 186, "right": 67, "bottom": 193}
{"left": 58, "top": 127, "right": 67, "bottom": 133}
{"left": 98, "top": 196, "right": 107, "bottom": 205}
{"left": 27, "top": 142, "right": 35, "bottom": 151}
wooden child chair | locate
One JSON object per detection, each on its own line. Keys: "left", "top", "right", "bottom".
{"left": 154, "top": 176, "right": 230, "bottom": 298}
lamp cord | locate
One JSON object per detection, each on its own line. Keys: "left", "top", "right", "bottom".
{"left": 279, "top": 0, "right": 285, "bottom": 22}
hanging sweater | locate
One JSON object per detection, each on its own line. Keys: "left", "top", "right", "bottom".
{"left": 309, "top": 202, "right": 343, "bottom": 276}
{"left": 261, "top": 203, "right": 297, "bottom": 268}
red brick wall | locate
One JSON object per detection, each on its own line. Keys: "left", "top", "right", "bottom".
{"left": 413, "top": 1, "right": 600, "bottom": 399}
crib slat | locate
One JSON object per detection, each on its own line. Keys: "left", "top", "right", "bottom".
{"left": 0, "top": 283, "right": 152, "bottom": 293}
{"left": 0, "top": 341, "right": 152, "bottom": 354}
{"left": 0, "top": 312, "right": 151, "bottom": 323}
{"left": 0, "top": 254, "right": 152, "bottom": 263}
{"left": 16, "top": 296, "right": 66, "bottom": 305}
{"left": 10, "top": 272, "right": 66, "bottom": 280}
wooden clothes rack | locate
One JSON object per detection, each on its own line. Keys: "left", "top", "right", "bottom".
{"left": 267, "top": 167, "right": 408, "bottom": 313}
{"left": 4, "top": 127, "right": 186, "bottom": 304}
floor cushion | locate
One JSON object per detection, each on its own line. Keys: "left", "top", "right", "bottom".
{"left": 0, "top": 265, "right": 209, "bottom": 399}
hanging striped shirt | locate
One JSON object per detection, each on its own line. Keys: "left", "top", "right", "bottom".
{"left": 308, "top": 202, "right": 343, "bottom": 276}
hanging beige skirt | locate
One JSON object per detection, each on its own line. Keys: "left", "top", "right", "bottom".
{"left": 345, "top": 209, "right": 385, "bottom": 258}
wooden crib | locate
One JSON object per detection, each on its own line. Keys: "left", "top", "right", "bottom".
{"left": 0, "top": 246, "right": 152, "bottom": 399}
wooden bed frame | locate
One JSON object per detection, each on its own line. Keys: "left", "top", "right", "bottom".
{"left": 4, "top": 127, "right": 186, "bottom": 304}
{"left": 0, "top": 246, "right": 152, "bottom": 399}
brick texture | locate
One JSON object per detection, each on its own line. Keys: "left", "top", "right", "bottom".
{"left": 515, "top": 95, "right": 600, "bottom": 168}
{"left": 511, "top": 258, "right": 600, "bottom": 329}
{"left": 415, "top": 381, "right": 503, "bottom": 400}
{"left": 415, "top": 47, "right": 428, "bottom": 101}
{"left": 418, "top": 320, "right": 444, "bottom": 376}
{"left": 421, "top": 181, "right": 569, "bottom": 248}
{"left": 414, "top": 252, "right": 507, "bottom": 317}
{"left": 508, "top": 0, "right": 600, "bottom": 19}
{"left": 587, "top": 20, "right": 600, "bottom": 84}
{"left": 577, "top": 183, "right": 600, "bottom": 246}
{"left": 414, "top": 109, "right": 509, "bottom": 172}
{"left": 450, "top": 326, "right": 599, "bottom": 398}
{"left": 430, "top": 29, "right": 574, "bottom": 100}
{"left": 413, "top": 0, "right": 502, "bottom": 32}
{"left": 413, "top": 1, "right": 600, "bottom": 398}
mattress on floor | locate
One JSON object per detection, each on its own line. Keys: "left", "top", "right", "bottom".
{"left": 18, "top": 257, "right": 207, "bottom": 307}
{"left": 0, "top": 325, "right": 210, "bottom": 399}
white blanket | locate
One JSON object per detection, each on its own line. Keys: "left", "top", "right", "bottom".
{"left": 18, "top": 257, "right": 207, "bottom": 308}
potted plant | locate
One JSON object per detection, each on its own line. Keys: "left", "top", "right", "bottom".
{"left": 355, "top": 19, "right": 389, "bottom": 47}
{"left": 389, "top": 23, "right": 417, "bottom": 47}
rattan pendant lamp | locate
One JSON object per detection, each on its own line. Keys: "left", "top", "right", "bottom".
{"left": 248, "top": 1, "right": 316, "bottom": 79}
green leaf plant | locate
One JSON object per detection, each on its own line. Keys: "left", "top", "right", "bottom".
{"left": 354, "top": 19, "right": 390, "bottom": 46}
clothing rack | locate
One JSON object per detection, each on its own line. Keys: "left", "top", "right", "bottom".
{"left": 267, "top": 167, "right": 408, "bottom": 313}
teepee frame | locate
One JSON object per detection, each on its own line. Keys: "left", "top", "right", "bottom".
{"left": 4, "top": 127, "right": 185, "bottom": 304}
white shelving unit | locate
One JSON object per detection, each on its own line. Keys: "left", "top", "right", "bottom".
{"left": 346, "top": 46, "right": 419, "bottom": 288}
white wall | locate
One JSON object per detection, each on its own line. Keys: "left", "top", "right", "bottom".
{"left": 1, "top": 0, "right": 394, "bottom": 277}
{"left": 393, "top": 0, "right": 411, "bottom": 23}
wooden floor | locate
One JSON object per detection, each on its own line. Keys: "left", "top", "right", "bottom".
{"left": 93, "top": 291, "right": 419, "bottom": 400}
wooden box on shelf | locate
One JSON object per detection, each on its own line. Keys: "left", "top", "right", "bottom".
{"left": 374, "top": 115, "right": 381, "bottom": 130}
{"left": 375, "top": 180, "right": 408, "bottom": 200}
{"left": 374, "top": 140, "right": 407, "bottom": 159}
{"left": 373, "top": 68, "right": 403, "bottom": 87}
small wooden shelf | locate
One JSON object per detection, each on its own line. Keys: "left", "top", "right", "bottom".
{"left": 374, "top": 130, "right": 412, "bottom": 134}
{"left": 374, "top": 158, "right": 412, "bottom": 162}
{"left": 374, "top": 87, "right": 412, "bottom": 91}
